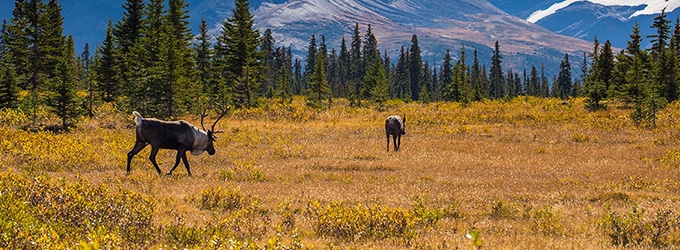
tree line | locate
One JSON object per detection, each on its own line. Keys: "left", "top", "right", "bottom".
{"left": 0, "top": 0, "right": 679, "bottom": 129}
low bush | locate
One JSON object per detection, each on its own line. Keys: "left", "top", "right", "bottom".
{"left": 602, "top": 203, "right": 680, "bottom": 247}
{"left": 0, "top": 171, "right": 155, "bottom": 248}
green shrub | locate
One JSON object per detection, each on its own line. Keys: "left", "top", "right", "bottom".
{"left": 199, "top": 186, "right": 251, "bottom": 212}
{"left": 490, "top": 200, "right": 520, "bottom": 219}
{"left": 0, "top": 171, "right": 155, "bottom": 248}
{"left": 602, "top": 203, "right": 680, "bottom": 247}
{"left": 410, "top": 196, "right": 446, "bottom": 227}
{"left": 307, "top": 200, "right": 414, "bottom": 241}
{"left": 532, "top": 205, "right": 561, "bottom": 235}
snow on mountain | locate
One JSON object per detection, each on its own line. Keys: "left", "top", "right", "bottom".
{"left": 526, "top": 0, "right": 680, "bottom": 23}
{"left": 490, "top": 0, "right": 680, "bottom": 49}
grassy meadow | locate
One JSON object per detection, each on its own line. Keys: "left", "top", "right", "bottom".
{"left": 2, "top": 97, "right": 680, "bottom": 249}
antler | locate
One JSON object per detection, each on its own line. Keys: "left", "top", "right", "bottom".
{"left": 210, "top": 103, "right": 229, "bottom": 133}
{"left": 200, "top": 105, "right": 210, "bottom": 131}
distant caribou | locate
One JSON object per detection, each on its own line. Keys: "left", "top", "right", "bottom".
{"left": 126, "top": 105, "right": 228, "bottom": 176}
{"left": 385, "top": 115, "right": 406, "bottom": 152}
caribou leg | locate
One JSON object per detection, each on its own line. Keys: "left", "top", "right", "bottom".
{"left": 165, "top": 148, "right": 183, "bottom": 175}
{"left": 181, "top": 154, "right": 191, "bottom": 176}
{"left": 166, "top": 150, "right": 192, "bottom": 176}
{"left": 148, "top": 147, "right": 163, "bottom": 175}
{"left": 126, "top": 141, "right": 147, "bottom": 175}
{"left": 386, "top": 134, "right": 390, "bottom": 152}
{"left": 396, "top": 135, "right": 401, "bottom": 151}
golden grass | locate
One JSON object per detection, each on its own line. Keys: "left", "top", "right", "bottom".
{"left": 2, "top": 97, "right": 680, "bottom": 249}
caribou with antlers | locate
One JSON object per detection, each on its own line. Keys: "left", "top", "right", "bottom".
{"left": 126, "top": 105, "right": 228, "bottom": 176}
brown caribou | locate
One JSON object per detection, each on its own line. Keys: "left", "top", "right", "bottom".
{"left": 385, "top": 114, "right": 406, "bottom": 152}
{"left": 126, "top": 105, "right": 228, "bottom": 176}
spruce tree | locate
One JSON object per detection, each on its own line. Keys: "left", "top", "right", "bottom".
{"left": 124, "top": 0, "right": 168, "bottom": 117}
{"left": 431, "top": 65, "right": 439, "bottom": 101}
{"left": 409, "top": 34, "right": 422, "bottom": 100}
{"left": 648, "top": 8, "right": 671, "bottom": 60}
{"left": 440, "top": 49, "right": 453, "bottom": 99}
{"left": 308, "top": 52, "right": 329, "bottom": 109}
{"left": 470, "top": 49, "right": 485, "bottom": 101}
{"left": 260, "top": 28, "right": 276, "bottom": 96}
{"left": 528, "top": 65, "right": 539, "bottom": 96}
{"left": 383, "top": 50, "right": 393, "bottom": 98}
{"left": 3, "top": 1, "right": 30, "bottom": 88}
{"left": 557, "top": 53, "right": 572, "bottom": 99}
{"left": 598, "top": 40, "right": 615, "bottom": 91}
{"left": 673, "top": 18, "right": 680, "bottom": 57}
{"left": 508, "top": 69, "right": 518, "bottom": 97}
{"left": 46, "top": 57, "right": 81, "bottom": 131}
{"left": 115, "top": 0, "right": 144, "bottom": 55}
{"left": 81, "top": 43, "right": 95, "bottom": 117}
{"left": 540, "top": 63, "right": 549, "bottom": 97}
{"left": 0, "top": 61, "right": 18, "bottom": 109}
{"left": 349, "top": 23, "right": 363, "bottom": 106}
{"left": 6, "top": 0, "right": 66, "bottom": 123}
{"left": 364, "top": 57, "right": 388, "bottom": 109}
{"left": 303, "top": 34, "right": 317, "bottom": 90}
{"left": 419, "top": 61, "right": 433, "bottom": 103}
{"left": 215, "top": 0, "right": 263, "bottom": 108}
{"left": 0, "top": 22, "right": 18, "bottom": 109}
{"left": 657, "top": 43, "right": 678, "bottom": 102}
{"left": 362, "top": 53, "right": 383, "bottom": 101}
{"left": 624, "top": 53, "right": 647, "bottom": 105}
{"left": 114, "top": 0, "right": 144, "bottom": 98}
{"left": 195, "top": 19, "right": 213, "bottom": 94}
{"left": 338, "top": 37, "right": 349, "bottom": 97}
{"left": 515, "top": 71, "right": 524, "bottom": 96}
{"left": 584, "top": 38, "right": 607, "bottom": 110}
{"left": 292, "top": 58, "right": 302, "bottom": 95}
{"left": 0, "top": 20, "right": 5, "bottom": 59}
{"left": 327, "top": 48, "right": 340, "bottom": 97}
{"left": 93, "top": 20, "right": 119, "bottom": 103}
{"left": 363, "top": 24, "right": 379, "bottom": 67}
{"left": 234, "top": 57, "right": 260, "bottom": 109}
{"left": 580, "top": 52, "right": 588, "bottom": 96}
{"left": 166, "top": 0, "right": 198, "bottom": 115}
{"left": 488, "top": 40, "right": 505, "bottom": 99}
{"left": 631, "top": 63, "right": 667, "bottom": 128}
{"left": 393, "top": 46, "right": 409, "bottom": 99}
{"left": 350, "top": 23, "right": 363, "bottom": 80}
{"left": 276, "top": 61, "right": 291, "bottom": 104}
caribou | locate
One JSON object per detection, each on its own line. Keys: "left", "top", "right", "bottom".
{"left": 126, "top": 105, "right": 228, "bottom": 176}
{"left": 385, "top": 114, "right": 406, "bottom": 152}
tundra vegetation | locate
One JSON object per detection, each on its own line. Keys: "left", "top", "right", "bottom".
{"left": 2, "top": 97, "right": 680, "bottom": 249}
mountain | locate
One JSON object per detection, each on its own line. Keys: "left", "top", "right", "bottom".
{"left": 488, "top": 0, "right": 680, "bottom": 49}
{"left": 245, "top": 0, "right": 594, "bottom": 76}
{"left": 0, "top": 0, "right": 596, "bottom": 76}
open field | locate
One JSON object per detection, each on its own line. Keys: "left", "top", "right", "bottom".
{"left": 2, "top": 97, "right": 680, "bottom": 249}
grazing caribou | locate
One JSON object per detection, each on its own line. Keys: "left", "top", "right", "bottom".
{"left": 385, "top": 114, "right": 406, "bottom": 152}
{"left": 126, "top": 106, "right": 228, "bottom": 176}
